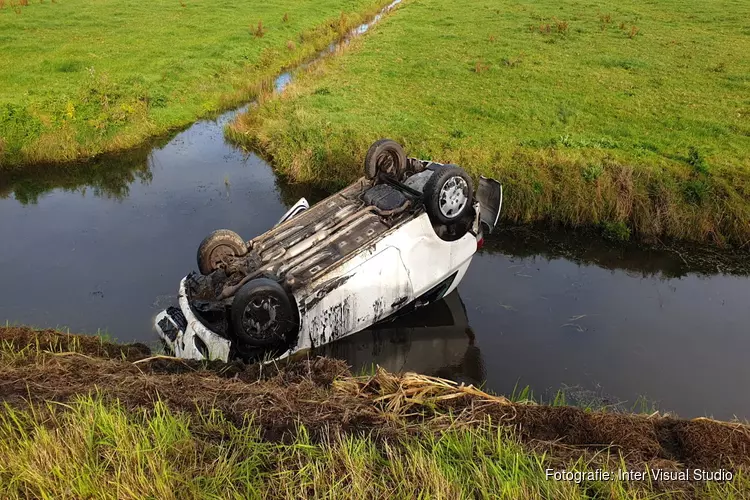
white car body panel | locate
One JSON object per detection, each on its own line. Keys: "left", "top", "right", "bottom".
{"left": 276, "top": 197, "right": 310, "bottom": 227}
{"left": 291, "top": 212, "right": 475, "bottom": 354}
{"left": 316, "top": 290, "right": 478, "bottom": 379}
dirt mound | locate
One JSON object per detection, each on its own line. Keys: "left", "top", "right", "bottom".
{"left": 487, "top": 405, "right": 749, "bottom": 469}
{"left": 0, "top": 348, "right": 382, "bottom": 441}
{"left": 1, "top": 328, "right": 748, "bottom": 474}
{"left": 338, "top": 369, "right": 750, "bottom": 471}
{"left": 0, "top": 326, "right": 151, "bottom": 361}
{"left": 132, "top": 353, "right": 349, "bottom": 386}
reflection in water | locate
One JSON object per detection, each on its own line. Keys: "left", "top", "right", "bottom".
{"left": 316, "top": 291, "right": 486, "bottom": 386}
{"left": 462, "top": 235, "right": 750, "bottom": 420}
{"left": 486, "top": 224, "right": 750, "bottom": 279}
{"left": 274, "top": 174, "right": 331, "bottom": 208}
{"left": 0, "top": 126, "right": 331, "bottom": 209}
{"left": 0, "top": 142, "right": 158, "bottom": 205}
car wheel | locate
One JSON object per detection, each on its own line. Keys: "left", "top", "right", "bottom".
{"left": 423, "top": 165, "right": 474, "bottom": 225}
{"left": 230, "top": 278, "right": 298, "bottom": 348}
{"left": 364, "top": 139, "right": 407, "bottom": 181}
{"left": 197, "top": 230, "right": 248, "bottom": 275}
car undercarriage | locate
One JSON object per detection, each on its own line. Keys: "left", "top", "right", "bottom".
{"left": 155, "top": 140, "right": 502, "bottom": 362}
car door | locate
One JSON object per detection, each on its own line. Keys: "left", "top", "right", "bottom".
{"left": 295, "top": 246, "right": 414, "bottom": 350}
{"left": 476, "top": 176, "right": 503, "bottom": 233}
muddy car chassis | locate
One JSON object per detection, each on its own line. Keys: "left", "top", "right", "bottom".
{"left": 155, "top": 140, "right": 502, "bottom": 362}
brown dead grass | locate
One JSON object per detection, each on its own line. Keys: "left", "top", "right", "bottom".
{"left": 339, "top": 368, "right": 750, "bottom": 470}
{"left": 1, "top": 326, "right": 749, "bottom": 472}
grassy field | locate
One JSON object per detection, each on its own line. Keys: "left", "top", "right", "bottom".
{"left": 1, "top": 326, "right": 749, "bottom": 498}
{"left": 229, "top": 0, "right": 750, "bottom": 246}
{"left": 0, "top": 0, "right": 393, "bottom": 167}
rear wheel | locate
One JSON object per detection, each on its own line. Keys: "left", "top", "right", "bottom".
{"left": 423, "top": 165, "right": 474, "bottom": 225}
{"left": 230, "top": 278, "right": 298, "bottom": 348}
{"left": 197, "top": 229, "right": 248, "bottom": 275}
{"left": 364, "top": 139, "right": 407, "bottom": 181}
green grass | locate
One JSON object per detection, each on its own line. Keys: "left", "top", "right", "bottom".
{"left": 0, "top": 0, "right": 393, "bottom": 167}
{"left": 1, "top": 396, "right": 743, "bottom": 499}
{"left": 229, "top": 0, "right": 750, "bottom": 246}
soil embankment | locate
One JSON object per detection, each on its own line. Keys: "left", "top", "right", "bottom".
{"left": 2, "top": 326, "right": 748, "bottom": 476}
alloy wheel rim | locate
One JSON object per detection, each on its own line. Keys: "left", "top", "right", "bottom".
{"left": 438, "top": 176, "right": 468, "bottom": 219}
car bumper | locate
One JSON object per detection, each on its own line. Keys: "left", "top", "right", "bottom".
{"left": 154, "top": 278, "right": 232, "bottom": 362}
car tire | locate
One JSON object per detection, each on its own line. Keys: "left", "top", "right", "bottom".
{"left": 197, "top": 229, "right": 248, "bottom": 275}
{"left": 230, "top": 278, "right": 298, "bottom": 348}
{"left": 423, "top": 164, "right": 474, "bottom": 225}
{"left": 364, "top": 139, "right": 407, "bottom": 181}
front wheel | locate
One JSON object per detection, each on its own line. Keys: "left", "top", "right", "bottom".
{"left": 423, "top": 165, "right": 474, "bottom": 225}
{"left": 230, "top": 278, "right": 298, "bottom": 348}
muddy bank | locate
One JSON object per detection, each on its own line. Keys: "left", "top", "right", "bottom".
{"left": 2, "top": 327, "right": 748, "bottom": 477}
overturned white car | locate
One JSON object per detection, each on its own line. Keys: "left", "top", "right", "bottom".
{"left": 155, "top": 139, "right": 502, "bottom": 362}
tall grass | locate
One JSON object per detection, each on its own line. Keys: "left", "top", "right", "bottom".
{"left": 3, "top": 396, "right": 739, "bottom": 499}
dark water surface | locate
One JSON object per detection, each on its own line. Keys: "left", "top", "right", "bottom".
{"left": 1, "top": 107, "right": 749, "bottom": 420}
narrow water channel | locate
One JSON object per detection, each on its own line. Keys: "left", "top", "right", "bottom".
{"left": 1, "top": 1, "right": 749, "bottom": 420}
{"left": 2, "top": 106, "right": 748, "bottom": 420}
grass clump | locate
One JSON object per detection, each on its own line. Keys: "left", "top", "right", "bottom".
{"left": 687, "top": 145, "right": 710, "bottom": 175}
{"left": 0, "top": 0, "right": 396, "bottom": 168}
{"left": 602, "top": 221, "right": 632, "bottom": 242}
{"left": 253, "top": 20, "right": 266, "bottom": 38}
{"left": 582, "top": 163, "right": 604, "bottom": 182}
{"left": 0, "top": 325, "right": 149, "bottom": 362}
{"left": 228, "top": 0, "right": 750, "bottom": 247}
{"left": 683, "top": 178, "right": 711, "bottom": 206}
